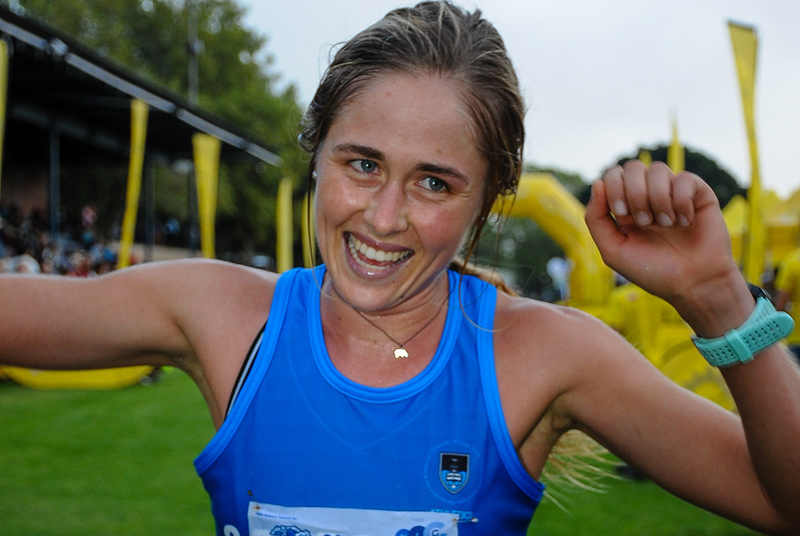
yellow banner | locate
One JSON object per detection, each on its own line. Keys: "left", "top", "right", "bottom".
{"left": 668, "top": 117, "right": 684, "bottom": 173}
{"left": 302, "top": 191, "right": 316, "bottom": 268}
{"left": 193, "top": 133, "right": 221, "bottom": 259}
{"left": 116, "top": 99, "right": 149, "bottom": 269}
{"left": 276, "top": 177, "right": 293, "bottom": 272}
{"left": 729, "top": 21, "right": 764, "bottom": 284}
{"left": 0, "top": 40, "right": 8, "bottom": 199}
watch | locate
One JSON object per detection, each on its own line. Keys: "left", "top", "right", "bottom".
{"left": 692, "top": 284, "right": 795, "bottom": 367}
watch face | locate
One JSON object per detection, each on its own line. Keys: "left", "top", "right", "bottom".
{"left": 747, "top": 283, "right": 769, "bottom": 302}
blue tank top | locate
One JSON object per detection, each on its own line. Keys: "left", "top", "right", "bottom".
{"left": 195, "top": 266, "right": 544, "bottom": 536}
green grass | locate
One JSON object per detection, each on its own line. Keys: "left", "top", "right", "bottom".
{"left": 0, "top": 371, "right": 763, "bottom": 535}
{"left": 0, "top": 370, "right": 216, "bottom": 535}
{"left": 531, "top": 477, "right": 761, "bottom": 536}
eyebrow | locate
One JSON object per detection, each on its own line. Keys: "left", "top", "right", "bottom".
{"left": 332, "top": 143, "right": 470, "bottom": 184}
{"left": 332, "top": 143, "right": 384, "bottom": 161}
{"left": 417, "top": 163, "right": 469, "bottom": 184}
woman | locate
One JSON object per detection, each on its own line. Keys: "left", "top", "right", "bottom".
{"left": 2, "top": 2, "right": 799, "bottom": 534}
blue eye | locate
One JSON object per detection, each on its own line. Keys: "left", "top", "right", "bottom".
{"left": 420, "top": 176, "right": 448, "bottom": 192}
{"left": 352, "top": 159, "right": 378, "bottom": 173}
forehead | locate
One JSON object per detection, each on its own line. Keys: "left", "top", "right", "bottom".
{"left": 325, "top": 73, "right": 486, "bottom": 177}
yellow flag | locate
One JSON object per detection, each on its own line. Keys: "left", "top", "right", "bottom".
{"left": 302, "top": 191, "right": 316, "bottom": 268}
{"left": 193, "top": 134, "right": 221, "bottom": 259}
{"left": 116, "top": 99, "right": 149, "bottom": 270}
{"left": 668, "top": 117, "right": 684, "bottom": 173}
{"left": 729, "top": 21, "right": 764, "bottom": 284}
{"left": 276, "top": 177, "right": 294, "bottom": 272}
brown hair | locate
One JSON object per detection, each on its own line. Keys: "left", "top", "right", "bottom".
{"left": 299, "top": 0, "right": 525, "bottom": 268}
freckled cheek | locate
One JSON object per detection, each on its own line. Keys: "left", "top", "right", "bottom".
{"left": 417, "top": 209, "right": 475, "bottom": 254}
{"left": 315, "top": 178, "right": 360, "bottom": 225}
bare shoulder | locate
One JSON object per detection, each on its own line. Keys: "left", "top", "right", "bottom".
{"left": 492, "top": 293, "right": 609, "bottom": 401}
{"left": 493, "top": 293, "right": 614, "bottom": 365}
{"left": 89, "top": 258, "right": 279, "bottom": 362}
{"left": 493, "top": 292, "right": 654, "bottom": 394}
{"left": 111, "top": 257, "right": 280, "bottom": 352}
{"left": 110, "top": 259, "right": 281, "bottom": 425}
{"left": 99, "top": 258, "right": 276, "bottom": 320}
{"left": 489, "top": 293, "right": 628, "bottom": 473}
{"left": 104, "top": 257, "right": 278, "bottom": 294}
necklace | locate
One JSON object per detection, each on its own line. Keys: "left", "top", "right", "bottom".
{"left": 353, "top": 294, "right": 448, "bottom": 359}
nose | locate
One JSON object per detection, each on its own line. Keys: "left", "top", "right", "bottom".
{"left": 363, "top": 181, "right": 409, "bottom": 236}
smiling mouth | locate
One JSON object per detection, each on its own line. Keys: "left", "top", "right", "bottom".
{"left": 347, "top": 233, "right": 413, "bottom": 268}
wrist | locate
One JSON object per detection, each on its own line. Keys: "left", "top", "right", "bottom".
{"left": 670, "top": 270, "right": 755, "bottom": 338}
{"left": 693, "top": 287, "right": 794, "bottom": 367}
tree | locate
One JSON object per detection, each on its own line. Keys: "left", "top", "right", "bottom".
{"left": 474, "top": 214, "right": 565, "bottom": 300}
{"left": 523, "top": 163, "right": 587, "bottom": 198}
{"left": 475, "top": 164, "right": 588, "bottom": 299}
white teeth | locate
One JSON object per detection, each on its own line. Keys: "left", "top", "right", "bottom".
{"left": 348, "top": 235, "right": 410, "bottom": 265}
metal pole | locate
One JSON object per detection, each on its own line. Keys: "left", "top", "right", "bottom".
{"left": 49, "top": 124, "right": 60, "bottom": 238}
{"left": 144, "top": 157, "right": 155, "bottom": 262}
{"left": 188, "top": 168, "right": 199, "bottom": 254}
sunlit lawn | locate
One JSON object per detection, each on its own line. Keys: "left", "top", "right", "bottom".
{"left": 0, "top": 371, "right": 761, "bottom": 535}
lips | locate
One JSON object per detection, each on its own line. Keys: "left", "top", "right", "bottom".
{"left": 346, "top": 233, "right": 412, "bottom": 269}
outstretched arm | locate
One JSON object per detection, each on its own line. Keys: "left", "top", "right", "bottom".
{"left": 0, "top": 259, "right": 275, "bottom": 425}
{"left": 0, "top": 264, "right": 191, "bottom": 370}
{"left": 583, "top": 160, "right": 800, "bottom": 533}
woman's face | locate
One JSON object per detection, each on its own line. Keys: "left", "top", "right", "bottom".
{"left": 314, "top": 72, "right": 488, "bottom": 312}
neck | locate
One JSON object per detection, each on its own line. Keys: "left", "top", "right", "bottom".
{"left": 320, "top": 271, "right": 450, "bottom": 372}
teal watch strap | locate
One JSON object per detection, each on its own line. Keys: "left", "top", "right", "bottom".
{"left": 693, "top": 292, "right": 794, "bottom": 368}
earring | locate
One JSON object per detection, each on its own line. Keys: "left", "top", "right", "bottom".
{"left": 312, "top": 171, "right": 318, "bottom": 180}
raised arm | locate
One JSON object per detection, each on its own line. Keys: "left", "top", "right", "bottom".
{"left": 577, "top": 160, "right": 800, "bottom": 533}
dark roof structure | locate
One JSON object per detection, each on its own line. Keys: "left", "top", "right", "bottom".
{"left": 0, "top": 3, "right": 281, "bottom": 166}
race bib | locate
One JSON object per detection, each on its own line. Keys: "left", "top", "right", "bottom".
{"left": 247, "top": 502, "right": 458, "bottom": 536}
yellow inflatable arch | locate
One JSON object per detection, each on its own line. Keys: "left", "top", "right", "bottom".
{"left": 494, "top": 174, "right": 735, "bottom": 411}
{"left": 496, "top": 174, "right": 613, "bottom": 316}
{"left": 0, "top": 366, "right": 154, "bottom": 390}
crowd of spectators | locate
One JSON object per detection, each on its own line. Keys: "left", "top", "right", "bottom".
{"left": 0, "top": 204, "right": 118, "bottom": 276}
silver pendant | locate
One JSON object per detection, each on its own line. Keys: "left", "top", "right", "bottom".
{"left": 394, "top": 348, "right": 409, "bottom": 359}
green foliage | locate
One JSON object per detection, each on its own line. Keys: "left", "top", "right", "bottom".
{"left": 9, "top": 0, "right": 308, "bottom": 258}
{"left": 618, "top": 145, "right": 746, "bottom": 209}
{"left": 475, "top": 215, "right": 566, "bottom": 300}
{"left": 524, "top": 163, "right": 588, "bottom": 199}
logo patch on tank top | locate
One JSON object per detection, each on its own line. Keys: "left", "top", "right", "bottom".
{"left": 439, "top": 453, "right": 469, "bottom": 493}
{"left": 425, "top": 440, "right": 481, "bottom": 503}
